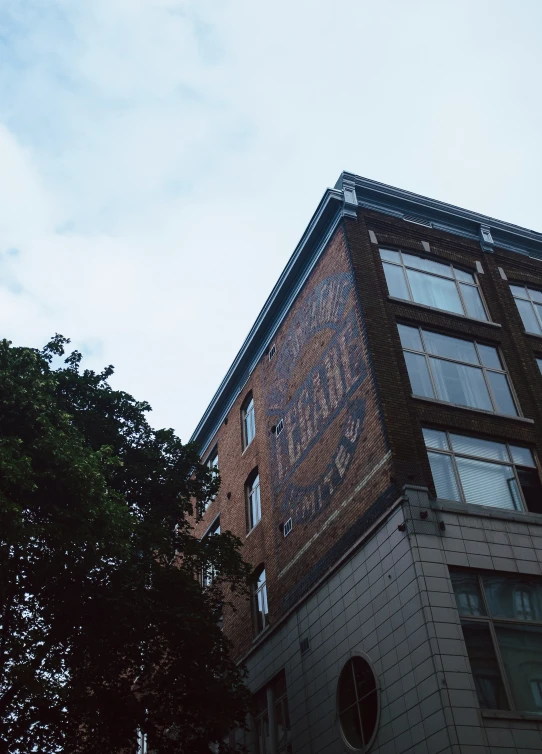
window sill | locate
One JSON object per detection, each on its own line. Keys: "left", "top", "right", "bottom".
{"left": 481, "top": 709, "right": 542, "bottom": 723}
{"left": 524, "top": 330, "right": 542, "bottom": 340}
{"left": 246, "top": 521, "right": 261, "bottom": 539}
{"left": 388, "top": 296, "right": 501, "bottom": 327}
{"left": 433, "top": 499, "right": 542, "bottom": 526}
{"left": 241, "top": 438, "right": 255, "bottom": 456}
{"left": 410, "top": 394, "right": 534, "bottom": 424}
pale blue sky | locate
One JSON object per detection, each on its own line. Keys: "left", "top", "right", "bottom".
{"left": 0, "top": 0, "right": 541, "bottom": 440}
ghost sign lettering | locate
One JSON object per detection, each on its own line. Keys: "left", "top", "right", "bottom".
{"left": 266, "top": 272, "right": 368, "bottom": 524}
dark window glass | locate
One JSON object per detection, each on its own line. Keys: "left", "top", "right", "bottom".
{"left": 461, "top": 621, "right": 509, "bottom": 710}
{"left": 510, "top": 284, "right": 542, "bottom": 334}
{"left": 452, "top": 570, "right": 542, "bottom": 713}
{"left": 337, "top": 657, "right": 378, "bottom": 751}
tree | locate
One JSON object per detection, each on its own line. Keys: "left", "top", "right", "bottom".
{"left": 0, "top": 335, "right": 251, "bottom": 754}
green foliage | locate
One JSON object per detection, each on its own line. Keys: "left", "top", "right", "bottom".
{"left": 0, "top": 336, "right": 251, "bottom": 754}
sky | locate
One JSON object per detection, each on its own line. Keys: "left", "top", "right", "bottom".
{"left": 0, "top": 0, "right": 541, "bottom": 442}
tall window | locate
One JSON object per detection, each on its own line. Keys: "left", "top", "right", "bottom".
{"left": 254, "top": 672, "right": 291, "bottom": 754}
{"left": 242, "top": 392, "right": 256, "bottom": 450}
{"left": 510, "top": 284, "right": 542, "bottom": 335}
{"left": 252, "top": 566, "right": 269, "bottom": 635}
{"left": 423, "top": 428, "right": 542, "bottom": 513}
{"left": 537, "top": 357, "right": 542, "bottom": 375}
{"left": 398, "top": 325, "right": 518, "bottom": 416}
{"left": 201, "top": 516, "right": 220, "bottom": 587}
{"left": 204, "top": 446, "right": 219, "bottom": 510}
{"left": 380, "top": 248, "right": 488, "bottom": 320}
{"left": 451, "top": 570, "right": 542, "bottom": 713}
{"left": 246, "top": 470, "right": 261, "bottom": 532}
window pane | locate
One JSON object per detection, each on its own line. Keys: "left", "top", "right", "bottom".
{"left": 406, "top": 268, "right": 463, "bottom": 314}
{"left": 276, "top": 698, "right": 291, "bottom": 750}
{"left": 477, "top": 344, "right": 502, "bottom": 370}
{"left": 461, "top": 621, "right": 509, "bottom": 710}
{"left": 360, "top": 690, "right": 378, "bottom": 746}
{"left": 382, "top": 262, "right": 410, "bottom": 300}
{"left": 404, "top": 352, "right": 435, "bottom": 398}
{"left": 449, "top": 434, "right": 509, "bottom": 462}
{"left": 429, "top": 358, "right": 493, "bottom": 411}
{"left": 510, "top": 284, "right": 528, "bottom": 299}
{"left": 401, "top": 252, "right": 453, "bottom": 278}
{"left": 352, "top": 656, "right": 377, "bottom": 701}
{"left": 337, "top": 663, "right": 357, "bottom": 714}
{"left": 529, "top": 287, "right": 542, "bottom": 304}
{"left": 515, "top": 298, "right": 542, "bottom": 334}
{"left": 509, "top": 445, "right": 535, "bottom": 468}
{"left": 460, "top": 283, "right": 488, "bottom": 321}
{"left": 423, "top": 428, "right": 449, "bottom": 450}
{"left": 535, "top": 303, "right": 542, "bottom": 328}
{"left": 397, "top": 324, "right": 423, "bottom": 351}
{"left": 455, "top": 457, "right": 520, "bottom": 510}
{"left": 454, "top": 268, "right": 475, "bottom": 283}
{"left": 537, "top": 358, "right": 542, "bottom": 374}
{"left": 379, "top": 248, "right": 401, "bottom": 263}
{"left": 427, "top": 451, "right": 461, "bottom": 501}
{"left": 495, "top": 624, "right": 542, "bottom": 713}
{"left": 517, "top": 468, "right": 542, "bottom": 515}
{"left": 339, "top": 705, "right": 364, "bottom": 749}
{"left": 423, "top": 330, "right": 479, "bottom": 364}
{"left": 482, "top": 575, "right": 542, "bottom": 621}
{"left": 486, "top": 371, "right": 518, "bottom": 416}
{"left": 451, "top": 572, "right": 486, "bottom": 616}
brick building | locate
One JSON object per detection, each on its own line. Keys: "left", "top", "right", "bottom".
{"left": 191, "top": 174, "right": 542, "bottom": 754}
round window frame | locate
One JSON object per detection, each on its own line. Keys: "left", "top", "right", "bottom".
{"left": 336, "top": 652, "right": 380, "bottom": 753}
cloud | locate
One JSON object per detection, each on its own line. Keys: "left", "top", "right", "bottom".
{"left": 0, "top": 0, "right": 541, "bottom": 440}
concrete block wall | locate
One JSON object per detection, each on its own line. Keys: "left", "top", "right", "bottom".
{"left": 236, "top": 491, "right": 542, "bottom": 754}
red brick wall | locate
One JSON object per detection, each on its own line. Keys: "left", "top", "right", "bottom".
{"left": 193, "top": 226, "right": 391, "bottom": 659}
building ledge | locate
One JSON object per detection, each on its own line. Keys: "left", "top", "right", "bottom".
{"left": 481, "top": 709, "right": 542, "bottom": 724}
{"left": 433, "top": 499, "right": 542, "bottom": 527}
{"left": 410, "top": 395, "right": 534, "bottom": 424}
{"left": 388, "top": 296, "right": 502, "bottom": 328}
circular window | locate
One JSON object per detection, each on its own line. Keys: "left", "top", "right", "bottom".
{"left": 337, "top": 655, "right": 379, "bottom": 751}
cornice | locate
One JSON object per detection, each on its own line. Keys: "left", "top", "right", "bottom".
{"left": 191, "top": 173, "right": 542, "bottom": 450}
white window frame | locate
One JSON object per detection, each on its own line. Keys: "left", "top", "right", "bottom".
{"left": 246, "top": 472, "right": 261, "bottom": 533}
{"left": 423, "top": 428, "right": 540, "bottom": 512}
{"left": 380, "top": 248, "right": 490, "bottom": 320}
{"left": 399, "top": 324, "right": 520, "bottom": 417}
{"left": 510, "top": 283, "right": 542, "bottom": 335}
{"left": 242, "top": 393, "right": 256, "bottom": 450}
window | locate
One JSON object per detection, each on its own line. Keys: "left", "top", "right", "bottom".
{"left": 201, "top": 517, "right": 220, "bottom": 587}
{"left": 136, "top": 730, "right": 147, "bottom": 754}
{"left": 451, "top": 570, "right": 542, "bottom": 713}
{"left": 510, "top": 284, "right": 542, "bottom": 335}
{"left": 254, "top": 672, "right": 291, "bottom": 754}
{"left": 204, "top": 446, "right": 219, "bottom": 510}
{"left": 242, "top": 393, "right": 256, "bottom": 449}
{"left": 246, "top": 470, "right": 261, "bottom": 532}
{"left": 337, "top": 656, "right": 379, "bottom": 752}
{"left": 537, "top": 357, "right": 542, "bottom": 375}
{"left": 423, "top": 429, "right": 542, "bottom": 513}
{"left": 252, "top": 566, "right": 269, "bottom": 635}
{"left": 380, "top": 248, "right": 488, "bottom": 320}
{"left": 398, "top": 324, "right": 518, "bottom": 416}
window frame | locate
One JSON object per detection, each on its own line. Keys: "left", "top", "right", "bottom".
{"left": 246, "top": 469, "right": 261, "bottom": 533}
{"left": 380, "top": 247, "right": 491, "bottom": 321}
{"left": 253, "top": 671, "right": 291, "bottom": 754}
{"left": 451, "top": 568, "right": 542, "bottom": 714}
{"left": 423, "top": 428, "right": 541, "bottom": 513}
{"left": 510, "top": 283, "right": 542, "bottom": 335}
{"left": 203, "top": 445, "right": 219, "bottom": 512}
{"left": 336, "top": 652, "right": 380, "bottom": 753}
{"left": 201, "top": 515, "right": 220, "bottom": 588}
{"left": 398, "top": 324, "right": 520, "bottom": 417}
{"left": 252, "top": 565, "right": 269, "bottom": 636}
{"left": 242, "top": 392, "right": 256, "bottom": 450}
